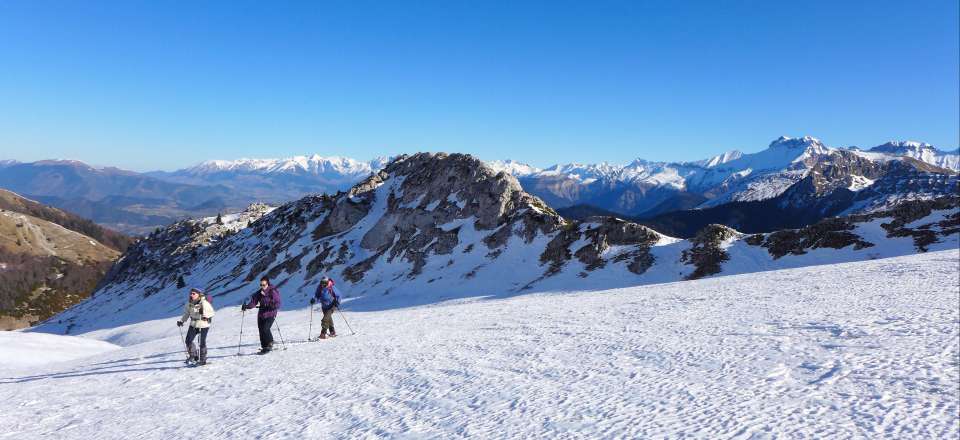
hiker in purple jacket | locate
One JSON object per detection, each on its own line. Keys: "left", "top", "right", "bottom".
{"left": 242, "top": 276, "right": 282, "bottom": 354}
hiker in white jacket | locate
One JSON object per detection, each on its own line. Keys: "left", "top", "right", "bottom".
{"left": 177, "top": 288, "right": 215, "bottom": 365}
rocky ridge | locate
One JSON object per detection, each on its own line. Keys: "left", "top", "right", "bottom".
{"left": 39, "top": 154, "right": 960, "bottom": 336}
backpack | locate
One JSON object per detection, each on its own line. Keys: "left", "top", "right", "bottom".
{"left": 198, "top": 294, "right": 213, "bottom": 316}
{"left": 320, "top": 278, "right": 340, "bottom": 307}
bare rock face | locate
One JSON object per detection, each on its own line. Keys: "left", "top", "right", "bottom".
{"left": 348, "top": 153, "right": 557, "bottom": 280}
{"left": 747, "top": 197, "right": 959, "bottom": 257}
{"left": 575, "top": 217, "right": 661, "bottom": 272}
{"left": 539, "top": 216, "right": 662, "bottom": 277}
{"left": 238, "top": 153, "right": 668, "bottom": 286}
{"left": 750, "top": 217, "right": 873, "bottom": 259}
{"left": 867, "top": 197, "right": 960, "bottom": 251}
{"left": 681, "top": 224, "right": 741, "bottom": 280}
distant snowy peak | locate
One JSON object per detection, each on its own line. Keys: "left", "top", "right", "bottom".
{"left": 184, "top": 155, "right": 389, "bottom": 177}
{"left": 767, "top": 135, "right": 828, "bottom": 153}
{"left": 691, "top": 150, "right": 744, "bottom": 168}
{"left": 539, "top": 162, "right": 621, "bottom": 183}
{"left": 870, "top": 140, "right": 935, "bottom": 154}
{"left": 485, "top": 160, "right": 542, "bottom": 177}
{"left": 867, "top": 141, "right": 959, "bottom": 171}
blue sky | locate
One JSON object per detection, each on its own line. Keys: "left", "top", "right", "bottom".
{"left": 0, "top": 0, "right": 957, "bottom": 171}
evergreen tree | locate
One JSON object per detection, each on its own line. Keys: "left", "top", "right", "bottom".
{"left": 216, "top": 213, "right": 224, "bottom": 225}
{"left": 176, "top": 275, "right": 186, "bottom": 289}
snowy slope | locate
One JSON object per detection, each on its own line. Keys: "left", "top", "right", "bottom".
{"left": 0, "top": 331, "right": 118, "bottom": 367}
{"left": 3, "top": 250, "right": 957, "bottom": 438}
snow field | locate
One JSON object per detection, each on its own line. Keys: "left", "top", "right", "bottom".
{"left": 1, "top": 250, "right": 958, "bottom": 439}
{"left": 0, "top": 331, "right": 119, "bottom": 367}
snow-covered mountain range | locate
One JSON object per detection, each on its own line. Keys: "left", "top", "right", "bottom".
{"left": 143, "top": 135, "right": 955, "bottom": 225}
{"left": 856, "top": 141, "right": 960, "bottom": 170}
{"left": 0, "top": 160, "right": 247, "bottom": 235}
{"left": 491, "top": 136, "right": 958, "bottom": 184}
{"left": 3, "top": 136, "right": 956, "bottom": 236}
{"left": 492, "top": 136, "right": 959, "bottom": 216}
{"left": 146, "top": 155, "right": 391, "bottom": 204}
{"left": 37, "top": 153, "right": 958, "bottom": 338}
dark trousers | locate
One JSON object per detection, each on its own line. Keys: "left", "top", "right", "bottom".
{"left": 185, "top": 326, "right": 209, "bottom": 362}
{"left": 257, "top": 316, "right": 275, "bottom": 349}
{"left": 321, "top": 307, "right": 336, "bottom": 335}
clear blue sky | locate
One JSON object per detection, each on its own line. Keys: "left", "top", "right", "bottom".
{"left": 0, "top": 0, "right": 957, "bottom": 171}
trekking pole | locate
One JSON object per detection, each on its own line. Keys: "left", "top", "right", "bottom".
{"left": 335, "top": 307, "right": 355, "bottom": 335}
{"left": 274, "top": 320, "right": 288, "bottom": 350}
{"left": 307, "top": 304, "right": 314, "bottom": 341}
{"left": 178, "top": 324, "right": 187, "bottom": 356}
{"left": 237, "top": 308, "right": 246, "bottom": 356}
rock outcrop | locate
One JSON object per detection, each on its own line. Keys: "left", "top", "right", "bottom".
{"left": 40, "top": 153, "right": 960, "bottom": 336}
{"left": 681, "top": 224, "right": 741, "bottom": 280}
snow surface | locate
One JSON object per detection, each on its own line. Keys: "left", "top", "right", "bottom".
{"left": 3, "top": 250, "right": 958, "bottom": 438}
{"left": 0, "top": 331, "right": 118, "bottom": 367}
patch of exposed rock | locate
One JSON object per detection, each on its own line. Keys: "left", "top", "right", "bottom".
{"left": 746, "top": 197, "right": 959, "bottom": 257}
{"left": 338, "top": 153, "right": 566, "bottom": 282}
{"left": 98, "top": 202, "right": 283, "bottom": 293}
{"left": 681, "top": 224, "right": 741, "bottom": 280}
{"left": 747, "top": 217, "right": 874, "bottom": 259}
{"left": 540, "top": 217, "right": 662, "bottom": 277}
{"left": 853, "top": 196, "right": 960, "bottom": 251}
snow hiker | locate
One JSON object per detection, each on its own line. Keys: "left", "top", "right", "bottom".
{"left": 310, "top": 276, "right": 341, "bottom": 339}
{"left": 177, "top": 287, "right": 215, "bottom": 365}
{"left": 242, "top": 276, "right": 282, "bottom": 354}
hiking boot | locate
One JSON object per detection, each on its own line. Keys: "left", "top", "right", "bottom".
{"left": 329, "top": 330, "right": 337, "bottom": 337}
{"left": 319, "top": 333, "right": 328, "bottom": 340}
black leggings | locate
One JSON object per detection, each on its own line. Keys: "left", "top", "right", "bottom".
{"left": 185, "top": 326, "right": 209, "bottom": 349}
{"left": 257, "top": 316, "right": 275, "bottom": 349}
{"left": 185, "top": 326, "right": 209, "bottom": 361}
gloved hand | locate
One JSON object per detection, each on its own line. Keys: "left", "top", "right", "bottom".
{"left": 309, "top": 298, "right": 316, "bottom": 305}
{"left": 333, "top": 298, "right": 340, "bottom": 308}
{"left": 176, "top": 321, "right": 183, "bottom": 327}
{"left": 240, "top": 304, "right": 248, "bottom": 311}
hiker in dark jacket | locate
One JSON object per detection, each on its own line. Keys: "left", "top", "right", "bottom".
{"left": 310, "top": 276, "right": 340, "bottom": 339}
{"left": 242, "top": 276, "right": 282, "bottom": 354}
